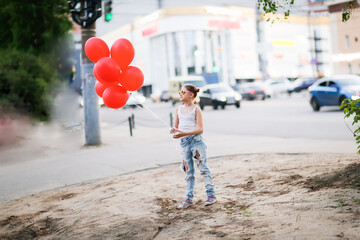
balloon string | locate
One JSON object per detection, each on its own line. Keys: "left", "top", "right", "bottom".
{"left": 132, "top": 95, "right": 181, "bottom": 155}
{"left": 132, "top": 94, "right": 172, "bottom": 129}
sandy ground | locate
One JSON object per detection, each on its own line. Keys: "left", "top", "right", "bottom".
{"left": 1, "top": 153, "right": 360, "bottom": 239}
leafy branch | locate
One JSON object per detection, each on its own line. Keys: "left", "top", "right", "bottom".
{"left": 257, "top": 0, "right": 294, "bottom": 20}
{"left": 341, "top": 99, "right": 360, "bottom": 153}
{"left": 257, "top": 0, "right": 356, "bottom": 22}
{"left": 342, "top": 0, "right": 356, "bottom": 22}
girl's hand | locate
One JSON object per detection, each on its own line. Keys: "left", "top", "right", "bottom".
{"left": 170, "top": 127, "right": 178, "bottom": 134}
{"left": 173, "top": 130, "right": 186, "bottom": 139}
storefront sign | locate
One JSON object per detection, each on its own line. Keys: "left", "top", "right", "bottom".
{"left": 142, "top": 23, "right": 158, "bottom": 37}
{"left": 208, "top": 20, "right": 240, "bottom": 29}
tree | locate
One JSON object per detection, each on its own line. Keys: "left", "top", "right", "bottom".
{"left": 0, "top": 0, "right": 73, "bottom": 120}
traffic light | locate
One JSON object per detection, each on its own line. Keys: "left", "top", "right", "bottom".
{"left": 104, "top": 0, "right": 113, "bottom": 22}
{"left": 68, "top": 0, "right": 102, "bottom": 27}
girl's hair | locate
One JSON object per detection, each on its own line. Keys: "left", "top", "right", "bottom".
{"left": 183, "top": 84, "right": 200, "bottom": 98}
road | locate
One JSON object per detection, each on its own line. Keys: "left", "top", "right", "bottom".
{"left": 0, "top": 89, "right": 356, "bottom": 202}
{"left": 119, "top": 93, "right": 352, "bottom": 141}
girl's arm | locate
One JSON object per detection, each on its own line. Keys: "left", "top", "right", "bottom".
{"left": 170, "top": 108, "right": 179, "bottom": 134}
{"left": 174, "top": 108, "right": 179, "bottom": 129}
{"left": 173, "top": 107, "right": 203, "bottom": 138}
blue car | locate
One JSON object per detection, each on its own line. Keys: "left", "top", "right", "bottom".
{"left": 308, "top": 75, "right": 360, "bottom": 111}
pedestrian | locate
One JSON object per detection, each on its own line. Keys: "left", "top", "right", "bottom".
{"left": 170, "top": 84, "right": 217, "bottom": 209}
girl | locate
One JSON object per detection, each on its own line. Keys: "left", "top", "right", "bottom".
{"left": 171, "top": 84, "right": 217, "bottom": 209}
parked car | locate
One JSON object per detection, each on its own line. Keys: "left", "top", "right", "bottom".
{"left": 125, "top": 92, "right": 146, "bottom": 108}
{"left": 260, "top": 79, "right": 291, "bottom": 98}
{"left": 150, "top": 90, "right": 161, "bottom": 102}
{"left": 236, "top": 83, "right": 266, "bottom": 100}
{"left": 287, "top": 77, "right": 319, "bottom": 94}
{"left": 199, "top": 84, "right": 242, "bottom": 110}
{"left": 79, "top": 95, "right": 105, "bottom": 107}
{"left": 160, "top": 90, "right": 170, "bottom": 102}
{"left": 308, "top": 75, "right": 360, "bottom": 111}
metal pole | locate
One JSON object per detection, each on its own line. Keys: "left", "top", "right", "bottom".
{"left": 131, "top": 113, "right": 135, "bottom": 129}
{"left": 158, "top": 0, "right": 162, "bottom": 9}
{"left": 128, "top": 116, "right": 133, "bottom": 136}
{"left": 170, "top": 112, "right": 173, "bottom": 128}
{"left": 81, "top": 0, "right": 101, "bottom": 145}
{"left": 256, "top": 6, "right": 267, "bottom": 81}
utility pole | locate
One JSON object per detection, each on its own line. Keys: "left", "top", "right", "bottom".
{"left": 81, "top": 0, "right": 101, "bottom": 145}
{"left": 158, "top": 0, "right": 163, "bottom": 9}
{"left": 69, "top": 0, "right": 102, "bottom": 145}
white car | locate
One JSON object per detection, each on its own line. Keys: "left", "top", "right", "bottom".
{"left": 79, "top": 95, "right": 104, "bottom": 107}
{"left": 125, "top": 92, "right": 146, "bottom": 108}
{"left": 260, "top": 79, "right": 291, "bottom": 98}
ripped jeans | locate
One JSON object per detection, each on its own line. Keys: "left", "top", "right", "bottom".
{"left": 180, "top": 134, "right": 215, "bottom": 200}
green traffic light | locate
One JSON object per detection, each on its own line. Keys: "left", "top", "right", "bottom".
{"left": 105, "top": 12, "right": 113, "bottom": 21}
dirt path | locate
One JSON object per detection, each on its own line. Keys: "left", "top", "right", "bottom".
{"left": 1, "top": 153, "right": 360, "bottom": 239}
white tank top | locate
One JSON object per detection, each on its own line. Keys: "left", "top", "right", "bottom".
{"left": 178, "top": 105, "right": 197, "bottom": 133}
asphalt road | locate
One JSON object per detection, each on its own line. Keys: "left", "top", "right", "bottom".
{"left": 0, "top": 89, "right": 356, "bottom": 202}
{"left": 104, "top": 92, "right": 354, "bottom": 141}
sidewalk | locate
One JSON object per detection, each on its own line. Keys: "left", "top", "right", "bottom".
{"left": 0, "top": 116, "right": 356, "bottom": 203}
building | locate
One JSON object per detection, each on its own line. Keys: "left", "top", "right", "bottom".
{"left": 101, "top": 5, "right": 332, "bottom": 95}
{"left": 326, "top": 0, "right": 360, "bottom": 75}
{"left": 259, "top": 12, "right": 331, "bottom": 79}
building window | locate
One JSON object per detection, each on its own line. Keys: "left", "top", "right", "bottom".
{"left": 355, "top": 37, "right": 358, "bottom": 43}
{"left": 345, "top": 35, "right": 350, "bottom": 49}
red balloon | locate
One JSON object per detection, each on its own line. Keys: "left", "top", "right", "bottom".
{"left": 94, "top": 81, "right": 108, "bottom": 98}
{"left": 93, "top": 67, "right": 120, "bottom": 86}
{"left": 85, "top": 37, "right": 109, "bottom": 63}
{"left": 102, "top": 85, "right": 130, "bottom": 109}
{"left": 93, "top": 66, "right": 99, "bottom": 79}
{"left": 111, "top": 38, "right": 135, "bottom": 70}
{"left": 94, "top": 57, "right": 121, "bottom": 84}
{"left": 119, "top": 66, "right": 144, "bottom": 91}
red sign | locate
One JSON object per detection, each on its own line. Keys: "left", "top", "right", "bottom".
{"left": 142, "top": 23, "right": 158, "bottom": 37}
{"left": 208, "top": 20, "right": 240, "bottom": 29}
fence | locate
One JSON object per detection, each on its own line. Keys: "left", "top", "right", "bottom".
{"left": 62, "top": 107, "right": 174, "bottom": 137}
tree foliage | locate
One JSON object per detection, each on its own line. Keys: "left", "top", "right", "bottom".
{"left": 257, "top": 0, "right": 356, "bottom": 22}
{"left": 0, "top": 0, "right": 72, "bottom": 54}
{"left": 0, "top": 50, "right": 54, "bottom": 120}
{"left": 257, "top": 0, "right": 294, "bottom": 19}
{"left": 341, "top": 99, "right": 360, "bottom": 153}
{"left": 0, "top": 0, "right": 73, "bottom": 120}
{"left": 342, "top": 0, "right": 357, "bottom": 22}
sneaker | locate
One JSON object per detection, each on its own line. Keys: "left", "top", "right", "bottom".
{"left": 177, "top": 199, "right": 194, "bottom": 209}
{"left": 205, "top": 195, "right": 217, "bottom": 206}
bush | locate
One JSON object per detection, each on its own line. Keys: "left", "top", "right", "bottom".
{"left": 0, "top": 49, "right": 54, "bottom": 121}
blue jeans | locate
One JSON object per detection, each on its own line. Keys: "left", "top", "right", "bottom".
{"left": 180, "top": 134, "right": 215, "bottom": 200}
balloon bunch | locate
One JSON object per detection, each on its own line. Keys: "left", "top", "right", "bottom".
{"left": 84, "top": 37, "right": 144, "bottom": 109}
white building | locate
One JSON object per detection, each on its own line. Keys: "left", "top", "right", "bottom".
{"left": 101, "top": 5, "right": 332, "bottom": 96}
{"left": 260, "top": 13, "right": 332, "bottom": 79}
